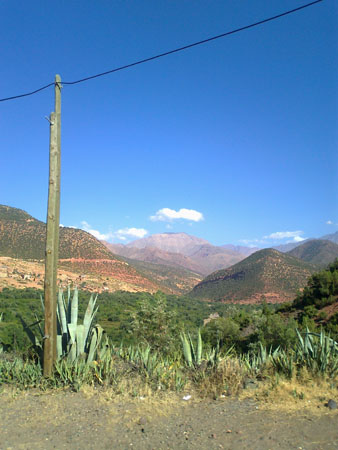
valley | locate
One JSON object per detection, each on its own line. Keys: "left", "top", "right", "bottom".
{"left": 1, "top": 204, "right": 338, "bottom": 303}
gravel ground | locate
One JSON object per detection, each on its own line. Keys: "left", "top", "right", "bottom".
{"left": 0, "top": 389, "right": 337, "bottom": 450}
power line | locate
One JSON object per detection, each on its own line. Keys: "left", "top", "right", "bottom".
{"left": 0, "top": 0, "right": 324, "bottom": 102}
{"left": 0, "top": 82, "right": 55, "bottom": 102}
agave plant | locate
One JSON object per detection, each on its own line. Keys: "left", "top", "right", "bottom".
{"left": 180, "top": 329, "right": 203, "bottom": 367}
{"left": 295, "top": 328, "right": 338, "bottom": 376}
{"left": 23, "top": 288, "right": 108, "bottom": 364}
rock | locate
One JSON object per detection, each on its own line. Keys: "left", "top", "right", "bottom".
{"left": 327, "top": 399, "right": 337, "bottom": 410}
{"left": 138, "top": 417, "right": 147, "bottom": 425}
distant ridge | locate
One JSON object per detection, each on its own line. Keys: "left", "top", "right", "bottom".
{"left": 107, "top": 232, "right": 250, "bottom": 275}
{"left": 190, "top": 248, "right": 317, "bottom": 304}
{"left": 127, "top": 232, "right": 210, "bottom": 255}
{"left": 321, "top": 231, "right": 338, "bottom": 244}
{"left": 287, "top": 239, "right": 338, "bottom": 267}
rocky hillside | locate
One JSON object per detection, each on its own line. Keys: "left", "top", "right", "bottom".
{"left": 287, "top": 239, "right": 338, "bottom": 267}
{"left": 0, "top": 205, "right": 114, "bottom": 260}
{"left": 190, "top": 248, "right": 317, "bottom": 304}
{"left": 0, "top": 205, "right": 197, "bottom": 294}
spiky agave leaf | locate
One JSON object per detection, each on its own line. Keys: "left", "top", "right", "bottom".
{"left": 76, "top": 324, "right": 85, "bottom": 357}
{"left": 180, "top": 332, "right": 192, "bottom": 367}
{"left": 83, "top": 294, "right": 98, "bottom": 340}
{"left": 87, "top": 325, "right": 103, "bottom": 363}
{"left": 196, "top": 329, "right": 202, "bottom": 366}
{"left": 70, "top": 288, "right": 78, "bottom": 327}
{"left": 57, "top": 289, "right": 68, "bottom": 335}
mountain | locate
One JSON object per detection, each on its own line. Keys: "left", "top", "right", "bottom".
{"left": 190, "top": 248, "right": 317, "bottom": 304}
{"left": 0, "top": 205, "right": 163, "bottom": 293}
{"left": 127, "top": 232, "right": 210, "bottom": 255}
{"left": 273, "top": 242, "right": 303, "bottom": 253}
{"left": 121, "top": 257, "right": 202, "bottom": 294}
{"left": 287, "top": 239, "right": 338, "bottom": 267}
{"left": 0, "top": 205, "right": 200, "bottom": 294}
{"left": 105, "top": 243, "right": 204, "bottom": 274}
{"left": 107, "top": 233, "right": 249, "bottom": 275}
{"left": 321, "top": 231, "right": 338, "bottom": 244}
{"left": 273, "top": 231, "right": 338, "bottom": 253}
{"left": 221, "top": 244, "right": 259, "bottom": 256}
{"left": 0, "top": 205, "right": 114, "bottom": 260}
{"left": 186, "top": 244, "right": 247, "bottom": 275}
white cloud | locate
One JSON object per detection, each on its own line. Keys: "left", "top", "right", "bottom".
{"left": 150, "top": 208, "right": 204, "bottom": 222}
{"left": 81, "top": 221, "right": 148, "bottom": 242}
{"left": 263, "top": 231, "right": 304, "bottom": 240}
{"left": 326, "top": 220, "right": 333, "bottom": 225}
{"left": 81, "top": 221, "right": 114, "bottom": 241}
{"left": 115, "top": 227, "right": 148, "bottom": 239}
{"left": 240, "top": 230, "right": 306, "bottom": 246}
{"left": 239, "top": 238, "right": 266, "bottom": 245}
{"left": 293, "top": 235, "right": 305, "bottom": 242}
{"left": 59, "top": 224, "right": 64, "bottom": 227}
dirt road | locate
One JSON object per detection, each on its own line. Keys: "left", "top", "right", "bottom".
{"left": 1, "top": 389, "right": 337, "bottom": 450}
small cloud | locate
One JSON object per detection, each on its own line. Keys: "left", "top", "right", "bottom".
{"left": 166, "top": 224, "right": 173, "bottom": 230}
{"left": 81, "top": 221, "right": 148, "bottom": 242}
{"left": 239, "top": 238, "right": 266, "bottom": 245}
{"left": 241, "top": 230, "right": 306, "bottom": 246}
{"left": 326, "top": 220, "right": 334, "bottom": 225}
{"left": 264, "top": 231, "right": 304, "bottom": 240}
{"left": 81, "top": 221, "right": 113, "bottom": 241}
{"left": 115, "top": 227, "right": 148, "bottom": 240}
{"left": 293, "top": 235, "right": 305, "bottom": 242}
{"left": 150, "top": 207, "right": 204, "bottom": 222}
{"left": 59, "top": 224, "right": 64, "bottom": 227}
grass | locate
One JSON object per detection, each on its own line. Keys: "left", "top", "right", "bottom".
{"left": 241, "top": 373, "right": 338, "bottom": 413}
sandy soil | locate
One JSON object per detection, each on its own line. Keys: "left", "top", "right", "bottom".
{"left": 1, "top": 389, "right": 337, "bottom": 450}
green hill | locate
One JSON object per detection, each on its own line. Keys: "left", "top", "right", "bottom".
{"left": 287, "top": 239, "right": 338, "bottom": 267}
{"left": 190, "top": 248, "right": 317, "bottom": 303}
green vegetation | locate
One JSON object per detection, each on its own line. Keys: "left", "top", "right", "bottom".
{"left": 0, "top": 261, "right": 337, "bottom": 398}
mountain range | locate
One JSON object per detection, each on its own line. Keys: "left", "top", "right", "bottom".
{"left": 105, "top": 231, "right": 338, "bottom": 276}
{"left": 0, "top": 205, "right": 191, "bottom": 294}
{"left": 1, "top": 204, "right": 337, "bottom": 302}
{"left": 105, "top": 233, "right": 258, "bottom": 275}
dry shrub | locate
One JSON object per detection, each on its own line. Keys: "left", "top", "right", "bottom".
{"left": 195, "top": 357, "right": 246, "bottom": 398}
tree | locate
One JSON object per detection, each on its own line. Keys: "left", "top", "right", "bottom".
{"left": 128, "top": 292, "right": 179, "bottom": 354}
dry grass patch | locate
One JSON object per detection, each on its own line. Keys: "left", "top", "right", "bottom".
{"left": 241, "top": 371, "right": 338, "bottom": 413}
{"left": 195, "top": 357, "right": 246, "bottom": 398}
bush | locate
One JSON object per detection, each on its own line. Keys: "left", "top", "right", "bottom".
{"left": 202, "top": 317, "right": 240, "bottom": 349}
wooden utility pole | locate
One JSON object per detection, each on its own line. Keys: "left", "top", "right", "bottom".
{"left": 44, "top": 75, "right": 61, "bottom": 376}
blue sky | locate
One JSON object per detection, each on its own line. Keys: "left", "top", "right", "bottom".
{"left": 1, "top": 0, "right": 337, "bottom": 247}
